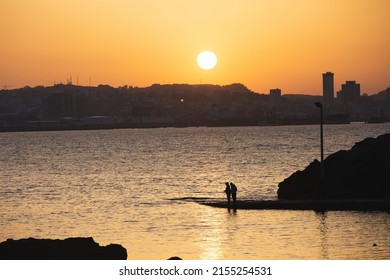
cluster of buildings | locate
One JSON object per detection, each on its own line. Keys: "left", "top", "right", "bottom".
{"left": 269, "top": 72, "right": 367, "bottom": 111}
{"left": 269, "top": 72, "right": 365, "bottom": 110}
{"left": 269, "top": 72, "right": 390, "bottom": 123}
{"left": 322, "top": 72, "right": 390, "bottom": 121}
{"left": 322, "top": 72, "right": 362, "bottom": 107}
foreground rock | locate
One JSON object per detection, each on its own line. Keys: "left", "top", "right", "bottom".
{"left": 168, "top": 256, "right": 183, "bottom": 260}
{"left": 0, "top": 237, "right": 127, "bottom": 260}
{"left": 278, "top": 133, "right": 390, "bottom": 200}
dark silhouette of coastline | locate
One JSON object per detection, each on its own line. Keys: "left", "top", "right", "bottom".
{"left": 1, "top": 83, "right": 388, "bottom": 132}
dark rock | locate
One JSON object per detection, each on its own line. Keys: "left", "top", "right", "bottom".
{"left": 0, "top": 237, "right": 127, "bottom": 260}
{"left": 168, "top": 256, "right": 182, "bottom": 260}
{"left": 278, "top": 133, "right": 390, "bottom": 200}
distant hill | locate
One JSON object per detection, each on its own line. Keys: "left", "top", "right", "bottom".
{"left": 369, "top": 88, "right": 390, "bottom": 101}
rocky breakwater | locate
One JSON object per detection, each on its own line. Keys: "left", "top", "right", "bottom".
{"left": 0, "top": 237, "right": 127, "bottom": 260}
{"left": 278, "top": 133, "right": 390, "bottom": 200}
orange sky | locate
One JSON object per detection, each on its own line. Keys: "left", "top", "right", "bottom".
{"left": 1, "top": 0, "right": 389, "bottom": 94}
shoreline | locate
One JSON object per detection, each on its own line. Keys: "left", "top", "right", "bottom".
{"left": 0, "top": 120, "right": 375, "bottom": 134}
{"left": 197, "top": 199, "right": 390, "bottom": 211}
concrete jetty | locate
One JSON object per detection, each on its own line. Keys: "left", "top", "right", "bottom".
{"left": 199, "top": 199, "right": 390, "bottom": 211}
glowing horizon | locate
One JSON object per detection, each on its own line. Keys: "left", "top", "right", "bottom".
{"left": 1, "top": 0, "right": 389, "bottom": 94}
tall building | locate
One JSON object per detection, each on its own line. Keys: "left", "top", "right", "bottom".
{"left": 322, "top": 72, "right": 334, "bottom": 106}
{"left": 269, "top": 88, "right": 282, "bottom": 108}
{"left": 337, "top": 81, "right": 360, "bottom": 105}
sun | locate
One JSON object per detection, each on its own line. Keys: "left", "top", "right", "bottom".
{"left": 197, "top": 51, "right": 217, "bottom": 70}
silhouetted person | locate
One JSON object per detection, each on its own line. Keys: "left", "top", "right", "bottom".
{"left": 230, "top": 182, "right": 237, "bottom": 204}
{"left": 224, "top": 182, "right": 231, "bottom": 204}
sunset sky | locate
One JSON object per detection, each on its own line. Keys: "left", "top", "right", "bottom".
{"left": 1, "top": 0, "right": 389, "bottom": 95}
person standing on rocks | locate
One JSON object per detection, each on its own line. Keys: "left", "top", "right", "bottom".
{"left": 230, "top": 182, "right": 237, "bottom": 204}
{"left": 224, "top": 182, "right": 231, "bottom": 204}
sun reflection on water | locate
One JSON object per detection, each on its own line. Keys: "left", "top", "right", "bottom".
{"left": 198, "top": 206, "right": 225, "bottom": 259}
{"left": 316, "top": 212, "right": 329, "bottom": 259}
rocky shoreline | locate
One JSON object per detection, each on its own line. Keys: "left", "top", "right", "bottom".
{"left": 0, "top": 237, "right": 127, "bottom": 260}
{"left": 0, "top": 237, "right": 185, "bottom": 260}
{"left": 278, "top": 133, "right": 390, "bottom": 200}
{"left": 198, "top": 133, "right": 390, "bottom": 211}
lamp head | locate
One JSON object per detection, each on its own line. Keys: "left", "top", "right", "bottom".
{"left": 314, "top": 102, "right": 322, "bottom": 108}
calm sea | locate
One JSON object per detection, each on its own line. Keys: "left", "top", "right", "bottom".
{"left": 1, "top": 123, "right": 389, "bottom": 259}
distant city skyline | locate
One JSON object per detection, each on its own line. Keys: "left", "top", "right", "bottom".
{"left": 1, "top": 0, "right": 389, "bottom": 95}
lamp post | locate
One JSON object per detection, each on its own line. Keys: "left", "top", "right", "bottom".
{"left": 314, "top": 102, "right": 324, "bottom": 179}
